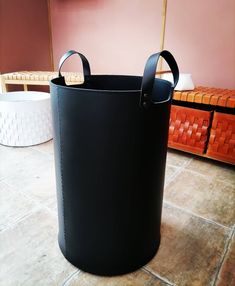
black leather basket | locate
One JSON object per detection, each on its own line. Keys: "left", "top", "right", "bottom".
{"left": 50, "top": 50, "right": 179, "bottom": 276}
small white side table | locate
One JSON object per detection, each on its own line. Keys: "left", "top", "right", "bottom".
{"left": 0, "top": 91, "right": 52, "bottom": 147}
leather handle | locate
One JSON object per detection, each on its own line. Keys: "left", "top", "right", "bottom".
{"left": 140, "top": 50, "right": 179, "bottom": 108}
{"left": 58, "top": 50, "right": 91, "bottom": 78}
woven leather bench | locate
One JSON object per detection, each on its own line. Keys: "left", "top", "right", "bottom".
{"left": 0, "top": 71, "right": 170, "bottom": 93}
{"left": 0, "top": 71, "right": 83, "bottom": 92}
{"left": 170, "top": 87, "right": 235, "bottom": 165}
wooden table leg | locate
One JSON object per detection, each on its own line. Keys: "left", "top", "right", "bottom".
{"left": 0, "top": 75, "right": 8, "bottom": 93}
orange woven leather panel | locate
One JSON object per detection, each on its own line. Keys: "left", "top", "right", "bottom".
{"left": 207, "top": 112, "right": 235, "bottom": 164}
{"left": 173, "top": 86, "right": 235, "bottom": 108}
{"left": 168, "top": 105, "right": 211, "bottom": 154}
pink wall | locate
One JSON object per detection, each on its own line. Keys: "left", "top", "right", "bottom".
{"left": 50, "top": 0, "right": 235, "bottom": 89}
{"left": 50, "top": 0, "right": 162, "bottom": 75}
{"left": 0, "top": 0, "right": 52, "bottom": 73}
{"left": 3, "top": 0, "right": 232, "bottom": 88}
{"left": 165, "top": 0, "right": 235, "bottom": 89}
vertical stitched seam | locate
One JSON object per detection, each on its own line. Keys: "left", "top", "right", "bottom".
{"left": 57, "top": 87, "right": 67, "bottom": 256}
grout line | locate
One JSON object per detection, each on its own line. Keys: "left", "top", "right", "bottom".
{"left": 143, "top": 267, "right": 175, "bottom": 286}
{"left": 62, "top": 269, "right": 80, "bottom": 286}
{"left": 166, "top": 164, "right": 180, "bottom": 168}
{"left": 180, "top": 166, "right": 234, "bottom": 187}
{"left": 163, "top": 201, "right": 231, "bottom": 231}
{"left": 31, "top": 149, "right": 54, "bottom": 157}
{"left": 19, "top": 190, "right": 57, "bottom": 217}
{"left": 0, "top": 150, "right": 54, "bottom": 183}
{"left": 30, "top": 143, "right": 54, "bottom": 157}
{"left": 211, "top": 229, "right": 234, "bottom": 286}
{"left": 2, "top": 180, "right": 57, "bottom": 216}
{"left": 165, "top": 157, "right": 194, "bottom": 188}
{"left": 0, "top": 205, "right": 43, "bottom": 233}
{"left": 171, "top": 159, "right": 235, "bottom": 188}
{"left": 0, "top": 181, "right": 57, "bottom": 233}
{"left": 212, "top": 177, "right": 235, "bottom": 187}
{"left": 179, "top": 167, "right": 210, "bottom": 178}
{"left": 0, "top": 203, "right": 57, "bottom": 233}
{"left": 164, "top": 165, "right": 180, "bottom": 187}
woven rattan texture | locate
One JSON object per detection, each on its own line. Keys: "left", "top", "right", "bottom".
{"left": 169, "top": 105, "right": 211, "bottom": 154}
{"left": 2, "top": 71, "right": 83, "bottom": 83}
{"left": 207, "top": 112, "right": 235, "bottom": 164}
{"left": 0, "top": 107, "right": 52, "bottom": 146}
{"left": 174, "top": 86, "right": 235, "bottom": 108}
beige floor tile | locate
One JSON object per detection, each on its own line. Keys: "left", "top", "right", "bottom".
{"left": 1, "top": 140, "right": 234, "bottom": 285}
{"left": 0, "top": 208, "right": 76, "bottom": 286}
{"left": 31, "top": 139, "right": 54, "bottom": 155}
{"left": 3, "top": 151, "right": 57, "bottom": 209}
{"left": 0, "top": 182, "right": 38, "bottom": 231}
{"left": 145, "top": 204, "right": 230, "bottom": 286}
{"left": 216, "top": 232, "right": 235, "bottom": 286}
{"left": 164, "top": 165, "right": 179, "bottom": 185}
{"left": 0, "top": 145, "right": 35, "bottom": 180}
{"left": 164, "top": 170, "right": 235, "bottom": 227}
{"left": 64, "top": 269, "right": 168, "bottom": 286}
{"left": 46, "top": 198, "right": 58, "bottom": 213}
{"left": 166, "top": 149, "right": 193, "bottom": 167}
{"left": 187, "top": 157, "right": 235, "bottom": 185}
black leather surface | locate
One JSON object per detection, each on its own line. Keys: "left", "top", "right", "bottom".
{"left": 50, "top": 50, "right": 179, "bottom": 276}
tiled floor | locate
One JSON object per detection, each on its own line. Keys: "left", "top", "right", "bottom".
{"left": 0, "top": 140, "right": 234, "bottom": 286}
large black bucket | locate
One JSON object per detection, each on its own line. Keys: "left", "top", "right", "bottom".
{"left": 50, "top": 50, "right": 179, "bottom": 276}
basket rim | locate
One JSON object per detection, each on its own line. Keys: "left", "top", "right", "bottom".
{"left": 50, "top": 74, "right": 173, "bottom": 104}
